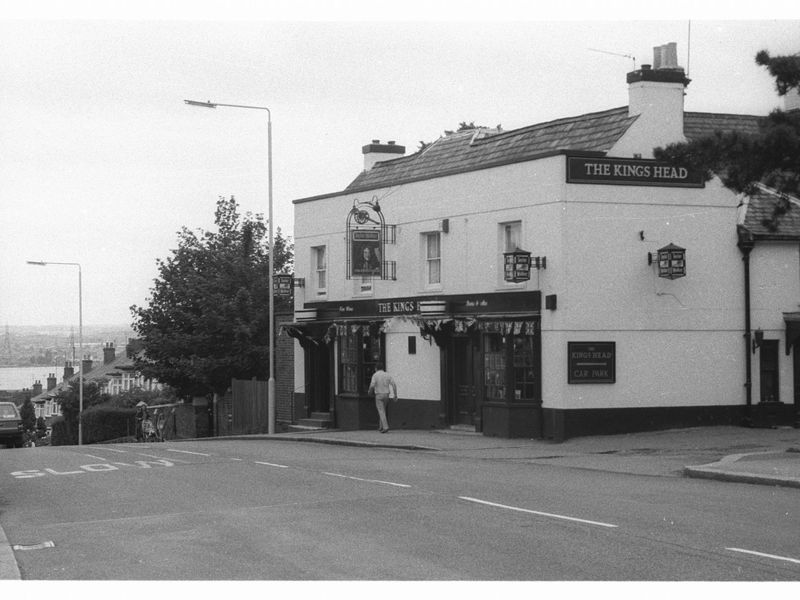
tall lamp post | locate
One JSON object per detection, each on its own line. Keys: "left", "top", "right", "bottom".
{"left": 184, "top": 99, "right": 275, "bottom": 434}
{"left": 26, "top": 260, "right": 83, "bottom": 445}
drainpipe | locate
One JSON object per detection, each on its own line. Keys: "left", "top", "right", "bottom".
{"left": 738, "top": 229, "right": 755, "bottom": 426}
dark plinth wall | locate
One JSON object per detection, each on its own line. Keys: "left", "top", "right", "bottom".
{"left": 334, "top": 395, "right": 441, "bottom": 431}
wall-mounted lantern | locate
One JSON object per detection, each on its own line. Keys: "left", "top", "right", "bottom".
{"left": 752, "top": 328, "right": 764, "bottom": 354}
{"left": 504, "top": 248, "right": 533, "bottom": 282}
{"left": 648, "top": 243, "right": 686, "bottom": 279}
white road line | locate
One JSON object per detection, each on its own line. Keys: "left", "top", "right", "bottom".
{"left": 82, "top": 454, "right": 111, "bottom": 461}
{"left": 83, "top": 447, "right": 127, "bottom": 453}
{"left": 255, "top": 461, "right": 289, "bottom": 469}
{"left": 323, "top": 472, "right": 411, "bottom": 488}
{"left": 136, "top": 453, "right": 190, "bottom": 463}
{"left": 12, "top": 541, "right": 55, "bottom": 551}
{"left": 726, "top": 547, "right": 800, "bottom": 565}
{"left": 459, "top": 496, "right": 618, "bottom": 529}
{"left": 165, "top": 449, "right": 211, "bottom": 457}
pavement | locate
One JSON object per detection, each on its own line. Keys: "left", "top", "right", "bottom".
{"left": 221, "top": 424, "right": 800, "bottom": 489}
{"left": 2, "top": 424, "right": 799, "bottom": 580}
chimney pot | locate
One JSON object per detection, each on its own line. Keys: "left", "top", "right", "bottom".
{"left": 372, "top": 139, "right": 380, "bottom": 144}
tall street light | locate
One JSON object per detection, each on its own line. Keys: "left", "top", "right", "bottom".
{"left": 26, "top": 260, "right": 83, "bottom": 445}
{"left": 184, "top": 99, "right": 276, "bottom": 434}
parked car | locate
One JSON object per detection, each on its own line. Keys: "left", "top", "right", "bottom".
{"left": 0, "top": 402, "right": 25, "bottom": 448}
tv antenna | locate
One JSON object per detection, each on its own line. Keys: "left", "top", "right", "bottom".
{"left": 588, "top": 47, "right": 636, "bottom": 70}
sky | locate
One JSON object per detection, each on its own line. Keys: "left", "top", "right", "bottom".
{"left": 1, "top": 1, "right": 799, "bottom": 327}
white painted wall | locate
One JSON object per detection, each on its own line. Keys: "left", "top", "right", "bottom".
{"left": 294, "top": 145, "right": 783, "bottom": 414}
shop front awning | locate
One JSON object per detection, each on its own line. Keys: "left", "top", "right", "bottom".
{"left": 784, "top": 312, "right": 800, "bottom": 355}
{"left": 280, "top": 322, "right": 334, "bottom": 349}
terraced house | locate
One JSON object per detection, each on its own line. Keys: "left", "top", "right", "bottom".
{"left": 287, "top": 42, "right": 800, "bottom": 440}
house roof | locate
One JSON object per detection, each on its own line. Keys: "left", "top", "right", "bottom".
{"left": 739, "top": 183, "right": 800, "bottom": 241}
{"left": 31, "top": 353, "right": 136, "bottom": 403}
{"left": 343, "top": 106, "right": 638, "bottom": 195}
{"left": 683, "top": 111, "right": 765, "bottom": 140}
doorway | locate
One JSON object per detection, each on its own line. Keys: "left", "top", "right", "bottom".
{"left": 307, "top": 344, "right": 332, "bottom": 414}
{"left": 759, "top": 339, "right": 780, "bottom": 403}
{"left": 449, "top": 336, "right": 479, "bottom": 427}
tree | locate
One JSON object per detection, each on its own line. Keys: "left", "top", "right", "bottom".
{"left": 19, "top": 397, "right": 36, "bottom": 431}
{"left": 654, "top": 50, "right": 800, "bottom": 199}
{"left": 130, "top": 196, "right": 294, "bottom": 398}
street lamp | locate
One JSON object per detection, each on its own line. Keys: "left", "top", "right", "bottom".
{"left": 184, "top": 98, "right": 276, "bottom": 435}
{"left": 26, "top": 260, "right": 83, "bottom": 445}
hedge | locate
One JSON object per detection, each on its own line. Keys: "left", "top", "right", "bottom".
{"left": 51, "top": 406, "right": 137, "bottom": 445}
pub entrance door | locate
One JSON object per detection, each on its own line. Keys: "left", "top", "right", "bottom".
{"left": 307, "top": 344, "right": 332, "bottom": 415}
{"left": 448, "top": 336, "right": 480, "bottom": 427}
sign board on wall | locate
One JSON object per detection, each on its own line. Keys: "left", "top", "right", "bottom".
{"left": 350, "top": 229, "right": 382, "bottom": 277}
{"left": 568, "top": 341, "right": 616, "bottom": 384}
{"left": 566, "top": 156, "right": 704, "bottom": 188}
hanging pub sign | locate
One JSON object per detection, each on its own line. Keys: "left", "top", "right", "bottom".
{"left": 503, "top": 248, "right": 532, "bottom": 282}
{"left": 273, "top": 274, "right": 294, "bottom": 297}
{"left": 657, "top": 243, "right": 686, "bottom": 280}
{"left": 350, "top": 229, "right": 382, "bottom": 277}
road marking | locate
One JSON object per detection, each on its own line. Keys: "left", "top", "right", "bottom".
{"left": 458, "top": 496, "right": 618, "bottom": 529}
{"left": 137, "top": 453, "right": 190, "bottom": 463}
{"left": 255, "top": 461, "right": 289, "bottom": 469}
{"left": 726, "top": 547, "right": 800, "bottom": 565}
{"left": 323, "top": 472, "right": 411, "bottom": 488}
{"left": 12, "top": 541, "right": 54, "bottom": 551}
{"left": 165, "top": 449, "right": 211, "bottom": 457}
{"left": 85, "top": 447, "right": 127, "bottom": 453}
{"left": 82, "top": 454, "right": 111, "bottom": 461}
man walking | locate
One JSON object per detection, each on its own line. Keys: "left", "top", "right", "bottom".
{"left": 368, "top": 362, "right": 397, "bottom": 433}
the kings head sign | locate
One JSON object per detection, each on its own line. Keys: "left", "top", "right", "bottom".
{"left": 566, "top": 155, "right": 704, "bottom": 188}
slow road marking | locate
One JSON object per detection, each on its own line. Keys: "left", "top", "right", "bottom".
{"left": 459, "top": 496, "right": 618, "bottom": 529}
{"left": 726, "top": 547, "right": 800, "bottom": 565}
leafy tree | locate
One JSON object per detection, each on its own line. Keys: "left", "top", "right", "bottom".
{"left": 130, "top": 196, "right": 294, "bottom": 398}
{"left": 19, "top": 397, "right": 36, "bottom": 431}
{"left": 654, "top": 50, "right": 800, "bottom": 199}
{"left": 106, "top": 387, "right": 177, "bottom": 409}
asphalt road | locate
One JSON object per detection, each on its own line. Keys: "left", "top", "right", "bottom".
{"left": 1, "top": 439, "right": 798, "bottom": 580}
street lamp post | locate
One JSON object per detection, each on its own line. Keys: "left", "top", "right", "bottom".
{"left": 26, "top": 260, "right": 83, "bottom": 445}
{"left": 184, "top": 99, "right": 276, "bottom": 434}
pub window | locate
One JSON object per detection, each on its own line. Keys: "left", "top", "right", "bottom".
{"left": 338, "top": 327, "right": 384, "bottom": 394}
{"left": 424, "top": 232, "right": 441, "bottom": 287}
{"left": 313, "top": 246, "right": 327, "bottom": 296}
{"left": 483, "top": 333, "right": 537, "bottom": 403}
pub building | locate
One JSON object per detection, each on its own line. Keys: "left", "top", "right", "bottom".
{"left": 287, "top": 42, "right": 800, "bottom": 440}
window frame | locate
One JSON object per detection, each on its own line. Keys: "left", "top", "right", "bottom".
{"left": 312, "top": 245, "right": 327, "bottom": 296}
{"left": 424, "top": 231, "right": 442, "bottom": 288}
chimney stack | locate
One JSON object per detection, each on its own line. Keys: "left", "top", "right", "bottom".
{"left": 620, "top": 42, "right": 691, "bottom": 158}
{"left": 103, "top": 342, "right": 116, "bottom": 364}
{"left": 63, "top": 361, "right": 74, "bottom": 381}
{"left": 81, "top": 355, "right": 93, "bottom": 376}
{"left": 47, "top": 373, "right": 57, "bottom": 391}
{"left": 32, "top": 380, "right": 43, "bottom": 396}
{"left": 362, "top": 139, "right": 405, "bottom": 171}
